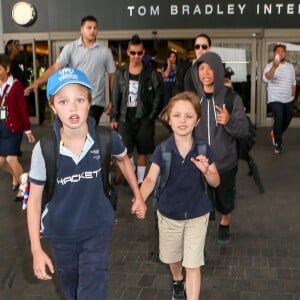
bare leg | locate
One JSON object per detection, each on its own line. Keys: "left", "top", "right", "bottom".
{"left": 169, "top": 261, "right": 184, "bottom": 281}
{"left": 185, "top": 267, "right": 201, "bottom": 300}
{"left": 6, "top": 156, "right": 24, "bottom": 196}
{"left": 136, "top": 154, "right": 147, "bottom": 184}
{"left": 220, "top": 214, "right": 231, "bottom": 226}
{"left": 136, "top": 154, "right": 147, "bottom": 166}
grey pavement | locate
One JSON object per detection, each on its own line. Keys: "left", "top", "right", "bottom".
{"left": 0, "top": 122, "right": 300, "bottom": 300}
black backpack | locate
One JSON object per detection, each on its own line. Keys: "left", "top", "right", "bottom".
{"left": 40, "top": 125, "right": 118, "bottom": 210}
{"left": 224, "top": 89, "right": 256, "bottom": 161}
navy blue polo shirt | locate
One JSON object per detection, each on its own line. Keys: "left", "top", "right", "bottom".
{"left": 150, "top": 135, "right": 215, "bottom": 220}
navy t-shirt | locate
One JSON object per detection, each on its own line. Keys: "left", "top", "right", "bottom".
{"left": 150, "top": 135, "right": 215, "bottom": 220}
{"left": 29, "top": 118, "right": 126, "bottom": 241}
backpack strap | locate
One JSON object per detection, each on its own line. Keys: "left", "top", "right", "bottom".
{"left": 95, "top": 126, "right": 112, "bottom": 200}
{"left": 40, "top": 126, "right": 113, "bottom": 208}
{"left": 224, "top": 87, "right": 236, "bottom": 114}
{"left": 40, "top": 130, "right": 57, "bottom": 208}
{"left": 157, "top": 139, "right": 208, "bottom": 196}
{"left": 195, "top": 140, "right": 208, "bottom": 194}
{"left": 159, "top": 140, "right": 172, "bottom": 192}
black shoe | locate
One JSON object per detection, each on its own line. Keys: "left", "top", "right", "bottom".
{"left": 12, "top": 184, "right": 20, "bottom": 192}
{"left": 15, "top": 196, "right": 23, "bottom": 202}
{"left": 172, "top": 280, "right": 185, "bottom": 300}
{"left": 217, "top": 224, "right": 231, "bottom": 244}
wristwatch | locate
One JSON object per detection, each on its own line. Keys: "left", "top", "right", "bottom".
{"left": 11, "top": 2, "right": 37, "bottom": 26}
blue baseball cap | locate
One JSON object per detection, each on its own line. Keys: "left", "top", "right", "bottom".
{"left": 46, "top": 67, "right": 92, "bottom": 99}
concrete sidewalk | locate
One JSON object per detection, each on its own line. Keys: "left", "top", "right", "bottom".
{"left": 0, "top": 122, "right": 299, "bottom": 299}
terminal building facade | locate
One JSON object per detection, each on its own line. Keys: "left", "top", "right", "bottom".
{"left": 1, "top": 0, "right": 300, "bottom": 126}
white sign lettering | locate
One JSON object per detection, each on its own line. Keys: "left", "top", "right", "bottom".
{"left": 127, "top": 3, "right": 300, "bottom": 17}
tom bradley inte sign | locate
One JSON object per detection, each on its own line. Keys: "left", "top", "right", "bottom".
{"left": 128, "top": 3, "right": 300, "bottom": 17}
{"left": 106, "top": 1, "right": 300, "bottom": 29}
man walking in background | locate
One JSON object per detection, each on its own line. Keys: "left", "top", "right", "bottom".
{"left": 263, "top": 44, "right": 296, "bottom": 154}
{"left": 25, "top": 15, "right": 115, "bottom": 124}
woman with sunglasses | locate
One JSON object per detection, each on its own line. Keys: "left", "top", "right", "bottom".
{"left": 174, "top": 33, "right": 211, "bottom": 95}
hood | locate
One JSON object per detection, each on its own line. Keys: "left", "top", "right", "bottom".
{"left": 192, "top": 52, "right": 224, "bottom": 97}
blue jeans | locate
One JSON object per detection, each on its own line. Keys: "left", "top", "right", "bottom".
{"left": 268, "top": 101, "right": 294, "bottom": 147}
{"left": 50, "top": 228, "right": 112, "bottom": 300}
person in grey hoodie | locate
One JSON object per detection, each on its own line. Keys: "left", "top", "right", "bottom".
{"left": 192, "top": 52, "right": 248, "bottom": 244}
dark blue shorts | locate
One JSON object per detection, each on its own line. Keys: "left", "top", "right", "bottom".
{"left": 0, "top": 123, "right": 23, "bottom": 156}
{"left": 50, "top": 228, "right": 112, "bottom": 300}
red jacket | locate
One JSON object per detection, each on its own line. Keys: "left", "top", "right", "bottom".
{"left": 2, "top": 79, "right": 31, "bottom": 133}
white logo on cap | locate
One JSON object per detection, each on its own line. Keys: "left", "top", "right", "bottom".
{"left": 58, "top": 68, "right": 78, "bottom": 81}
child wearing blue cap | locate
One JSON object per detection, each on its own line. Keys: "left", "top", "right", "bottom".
{"left": 27, "top": 67, "right": 146, "bottom": 299}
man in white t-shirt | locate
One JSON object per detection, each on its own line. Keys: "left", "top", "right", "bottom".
{"left": 263, "top": 44, "right": 296, "bottom": 154}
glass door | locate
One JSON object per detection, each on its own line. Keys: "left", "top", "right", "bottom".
{"left": 18, "top": 39, "right": 49, "bottom": 124}
{"left": 212, "top": 40, "right": 257, "bottom": 122}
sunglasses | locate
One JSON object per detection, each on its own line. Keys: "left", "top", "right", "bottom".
{"left": 129, "top": 51, "right": 143, "bottom": 56}
{"left": 194, "top": 44, "right": 208, "bottom": 50}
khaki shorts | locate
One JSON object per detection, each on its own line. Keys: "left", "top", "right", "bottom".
{"left": 157, "top": 211, "right": 209, "bottom": 268}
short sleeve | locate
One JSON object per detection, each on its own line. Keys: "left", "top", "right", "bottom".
{"left": 149, "top": 144, "right": 162, "bottom": 168}
{"left": 111, "top": 131, "right": 127, "bottom": 158}
{"left": 106, "top": 48, "right": 116, "bottom": 74}
{"left": 28, "top": 141, "right": 46, "bottom": 184}
{"left": 56, "top": 42, "right": 72, "bottom": 66}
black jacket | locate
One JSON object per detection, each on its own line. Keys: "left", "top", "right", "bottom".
{"left": 111, "top": 64, "right": 162, "bottom": 123}
{"left": 173, "top": 59, "right": 197, "bottom": 95}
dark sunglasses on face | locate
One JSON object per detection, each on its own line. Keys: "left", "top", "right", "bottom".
{"left": 130, "top": 51, "right": 143, "bottom": 56}
{"left": 194, "top": 44, "right": 208, "bottom": 50}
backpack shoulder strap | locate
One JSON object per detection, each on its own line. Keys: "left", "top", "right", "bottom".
{"left": 195, "top": 139, "right": 208, "bottom": 194}
{"left": 158, "top": 140, "right": 172, "bottom": 192}
{"left": 195, "top": 139, "right": 207, "bottom": 156}
{"left": 95, "top": 126, "right": 112, "bottom": 199}
{"left": 224, "top": 87, "right": 236, "bottom": 114}
{"left": 40, "top": 130, "right": 57, "bottom": 207}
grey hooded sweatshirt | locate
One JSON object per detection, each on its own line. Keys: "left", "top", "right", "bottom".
{"left": 192, "top": 52, "right": 249, "bottom": 173}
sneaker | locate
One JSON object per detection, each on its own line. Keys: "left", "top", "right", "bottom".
{"left": 172, "top": 280, "right": 185, "bottom": 300}
{"left": 270, "top": 130, "right": 275, "bottom": 146}
{"left": 217, "top": 224, "right": 231, "bottom": 244}
{"left": 274, "top": 143, "right": 282, "bottom": 154}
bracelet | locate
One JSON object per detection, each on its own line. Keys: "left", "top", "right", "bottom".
{"left": 25, "top": 130, "right": 32, "bottom": 135}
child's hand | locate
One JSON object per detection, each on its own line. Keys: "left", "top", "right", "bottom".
{"left": 215, "top": 104, "right": 230, "bottom": 125}
{"left": 191, "top": 155, "right": 210, "bottom": 175}
{"left": 32, "top": 249, "right": 55, "bottom": 280}
{"left": 131, "top": 196, "right": 147, "bottom": 219}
